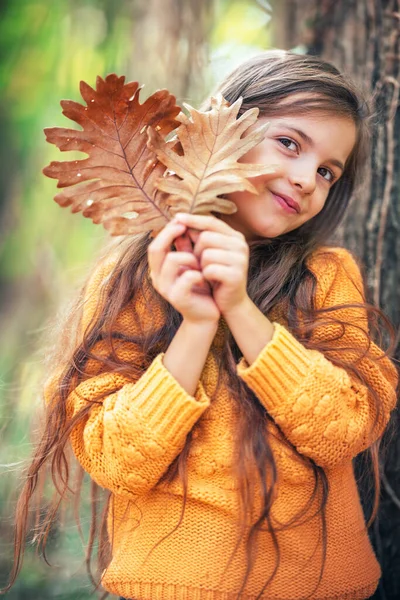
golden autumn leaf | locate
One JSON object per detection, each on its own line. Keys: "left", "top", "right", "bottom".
{"left": 147, "top": 93, "right": 276, "bottom": 216}
{"left": 43, "top": 76, "right": 276, "bottom": 237}
{"left": 43, "top": 74, "right": 181, "bottom": 235}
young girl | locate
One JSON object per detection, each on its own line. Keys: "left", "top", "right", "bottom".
{"left": 6, "top": 50, "right": 399, "bottom": 600}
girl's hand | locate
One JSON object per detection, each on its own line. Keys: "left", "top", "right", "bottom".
{"left": 147, "top": 220, "right": 221, "bottom": 324}
{"left": 174, "top": 213, "right": 250, "bottom": 316}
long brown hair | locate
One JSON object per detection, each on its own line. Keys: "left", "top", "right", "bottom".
{"left": 4, "top": 50, "right": 398, "bottom": 599}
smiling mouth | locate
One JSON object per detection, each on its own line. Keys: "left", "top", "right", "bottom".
{"left": 270, "top": 192, "right": 299, "bottom": 214}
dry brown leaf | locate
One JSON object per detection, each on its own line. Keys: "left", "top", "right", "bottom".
{"left": 147, "top": 92, "right": 276, "bottom": 216}
{"left": 43, "top": 74, "right": 181, "bottom": 235}
{"left": 43, "top": 77, "right": 276, "bottom": 237}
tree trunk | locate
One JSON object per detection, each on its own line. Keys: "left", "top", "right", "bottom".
{"left": 130, "top": 0, "right": 214, "bottom": 104}
{"left": 271, "top": 2, "right": 400, "bottom": 598}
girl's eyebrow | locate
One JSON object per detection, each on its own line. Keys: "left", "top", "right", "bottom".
{"left": 275, "top": 123, "right": 345, "bottom": 173}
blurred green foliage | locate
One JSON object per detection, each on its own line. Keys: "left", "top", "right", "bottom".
{"left": 0, "top": 0, "right": 270, "bottom": 597}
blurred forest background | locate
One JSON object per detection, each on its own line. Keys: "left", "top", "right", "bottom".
{"left": 0, "top": 0, "right": 399, "bottom": 599}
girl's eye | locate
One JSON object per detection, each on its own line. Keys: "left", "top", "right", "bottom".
{"left": 278, "top": 137, "right": 337, "bottom": 184}
{"left": 318, "top": 167, "right": 336, "bottom": 184}
{"left": 278, "top": 137, "right": 298, "bottom": 152}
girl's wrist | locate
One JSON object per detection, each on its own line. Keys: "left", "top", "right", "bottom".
{"left": 222, "top": 295, "right": 252, "bottom": 321}
{"left": 182, "top": 317, "right": 220, "bottom": 333}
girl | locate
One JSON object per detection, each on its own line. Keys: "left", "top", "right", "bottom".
{"left": 5, "top": 50, "right": 399, "bottom": 600}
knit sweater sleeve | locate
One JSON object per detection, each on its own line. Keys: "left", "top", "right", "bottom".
{"left": 59, "top": 257, "right": 211, "bottom": 499}
{"left": 236, "top": 247, "right": 399, "bottom": 468}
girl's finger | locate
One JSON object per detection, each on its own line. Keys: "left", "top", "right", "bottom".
{"left": 202, "top": 263, "right": 235, "bottom": 284}
{"left": 200, "top": 248, "right": 239, "bottom": 269}
{"left": 193, "top": 231, "right": 248, "bottom": 257}
{"left": 174, "top": 213, "right": 242, "bottom": 237}
{"left": 159, "top": 252, "right": 200, "bottom": 291}
{"left": 148, "top": 222, "right": 187, "bottom": 275}
{"left": 169, "top": 269, "right": 209, "bottom": 301}
{"left": 187, "top": 228, "right": 201, "bottom": 245}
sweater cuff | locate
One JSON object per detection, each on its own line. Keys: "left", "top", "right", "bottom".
{"left": 236, "top": 322, "right": 316, "bottom": 409}
{"left": 133, "top": 353, "right": 210, "bottom": 447}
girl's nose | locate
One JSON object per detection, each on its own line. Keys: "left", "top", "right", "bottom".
{"left": 288, "top": 167, "right": 317, "bottom": 195}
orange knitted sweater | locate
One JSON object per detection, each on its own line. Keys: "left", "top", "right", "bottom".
{"left": 60, "top": 246, "right": 398, "bottom": 600}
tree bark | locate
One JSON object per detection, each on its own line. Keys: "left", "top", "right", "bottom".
{"left": 271, "top": 2, "right": 400, "bottom": 598}
{"left": 129, "top": 0, "right": 214, "bottom": 104}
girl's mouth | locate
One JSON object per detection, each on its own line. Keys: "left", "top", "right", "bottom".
{"left": 270, "top": 192, "right": 298, "bottom": 214}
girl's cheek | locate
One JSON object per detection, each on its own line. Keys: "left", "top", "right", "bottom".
{"left": 309, "top": 196, "right": 326, "bottom": 218}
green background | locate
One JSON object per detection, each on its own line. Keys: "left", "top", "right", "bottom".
{"left": 0, "top": 0, "right": 273, "bottom": 597}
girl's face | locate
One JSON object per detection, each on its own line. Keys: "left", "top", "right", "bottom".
{"left": 220, "top": 108, "right": 357, "bottom": 241}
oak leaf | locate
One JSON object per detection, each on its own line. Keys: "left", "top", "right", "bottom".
{"left": 43, "top": 76, "right": 277, "bottom": 237}
{"left": 147, "top": 93, "right": 275, "bottom": 216}
{"left": 43, "top": 74, "right": 181, "bottom": 235}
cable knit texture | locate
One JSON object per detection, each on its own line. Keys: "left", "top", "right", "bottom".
{"left": 56, "top": 246, "right": 398, "bottom": 600}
